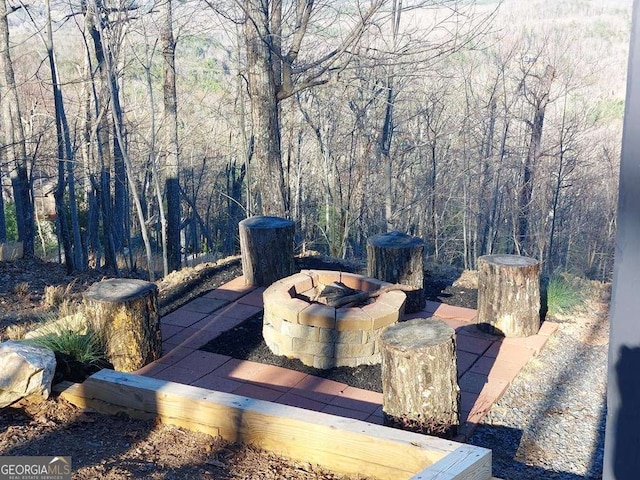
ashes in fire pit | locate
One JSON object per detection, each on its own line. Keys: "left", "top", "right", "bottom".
{"left": 262, "top": 270, "right": 406, "bottom": 369}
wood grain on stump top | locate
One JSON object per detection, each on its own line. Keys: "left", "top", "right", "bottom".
{"left": 239, "top": 216, "right": 294, "bottom": 229}
{"left": 84, "top": 278, "right": 158, "bottom": 303}
{"left": 479, "top": 254, "right": 539, "bottom": 267}
{"left": 368, "top": 231, "right": 424, "bottom": 249}
{"left": 381, "top": 317, "right": 454, "bottom": 352}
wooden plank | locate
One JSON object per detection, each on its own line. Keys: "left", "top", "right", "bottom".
{"left": 59, "top": 369, "right": 492, "bottom": 480}
{"left": 410, "top": 445, "right": 492, "bottom": 480}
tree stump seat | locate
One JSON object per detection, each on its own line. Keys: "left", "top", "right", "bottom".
{"left": 84, "top": 278, "right": 161, "bottom": 372}
{"left": 476, "top": 254, "right": 541, "bottom": 337}
{"left": 367, "top": 231, "right": 425, "bottom": 313}
{"left": 239, "top": 216, "right": 295, "bottom": 287}
{"left": 380, "top": 317, "right": 459, "bottom": 438}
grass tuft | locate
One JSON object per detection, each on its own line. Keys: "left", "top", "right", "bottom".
{"left": 42, "top": 282, "right": 76, "bottom": 308}
{"left": 25, "top": 326, "right": 106, "bottom": 365}
{"left": 12, "top": 282, "right": 30, "bottom": 297}
{"left": 545, "top": 273, "right": 587, "bottom": 317}
{"left": 21, "top": 304, "right": 107, "bottom": 365}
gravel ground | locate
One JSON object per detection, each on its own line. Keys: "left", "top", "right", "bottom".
{"left": 469, "top": 296, "right": 609, "bottom": 479}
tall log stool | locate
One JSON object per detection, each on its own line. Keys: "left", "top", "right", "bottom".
{"left": 84, "top": 279, "right": 161, "bottom": 372}
{"left": 239, "top": 216, "right": 295, "bottom": 287}
{"left": 380, "top": 317, "right": 459, "bottom": 438}
{"left": 367, "top": 231, "right": 425, "bottom": 313}
{"left": 476, "top": 254, "right": 541, "bottom": 337}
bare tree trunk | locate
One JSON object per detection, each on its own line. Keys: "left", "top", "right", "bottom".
{"left": 0, "top": 0, "right": 34, "bottom": 256}
{"left": 161, "top": 0, "right": 181, "bottom": 273}
{"left": 84, "top": 1, "right": 118, "bottom": 271}
{"left": 0, "top": 146, "right": 6, "bottom": 243}
{"left": 35, "top": 0, "right": 85, "bottom": 271}
{"left": 244, "top": 0, "right": 287, "bottom": 216}
{"left": 91, "top": 0, "right": 156, "bottom": 280}
{"left": 518, "top": 64, "right": 555, "bottom": 255}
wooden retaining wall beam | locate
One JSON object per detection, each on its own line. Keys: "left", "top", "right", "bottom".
{"left": 59, "top": 369, "right": 492, "bottom": 480}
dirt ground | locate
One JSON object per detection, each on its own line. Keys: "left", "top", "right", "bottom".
{"left": 1, "top": 254, "right": 471, "bottom": 480}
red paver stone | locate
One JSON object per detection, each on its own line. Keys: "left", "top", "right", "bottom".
{"left": 479, "top": 378, "right": 510, "bottom": 401}
{"left": 161, "top": 308, "right": 208, "bottom": 328}
{"left": 182, "top": 297, "right": 229, "bottom": 314}
{"left": 291, "top": 376, "right": 347, "bottom": 403}
{"left": 456, "top": 324, "right": 500, "bottom": 340}
{"left": 365, "top": 415, "right": 384, "bottom": 425}
{"left": 134, "top": 361, "right": 168, "bottom": 376}
{"left": 277, "top": 392, "right": 327, "bottom": 411}
{"left": 162, "top": 327, "right": 201, "bottom": 346}
{"left": 468, "top": 355, "right": 496, "bottom": 376}
{"left": 471, "top": 356, "right": 522, "bottom": 383}
{"left": 330, "top": 387, "right": 381, "bottom": 414}
{"left": 157, "top": 346, "right": 195, "bottom": 365}
{"left": 177, "top": 331, "right": 221, "bottom": 349}
{"left": 433, "top": 303, "right": 477, "bottom": 322}
{"left": 491, "top": 343, "right": 534, "bottom": 367}
{"left": 191, "top": 373, "right": 244, "bottom": 393}
{"left": 460, "top": 390, "right": 480, "bottom": 414}
{"left": 456, "top": 333, "right": 494, "bottom": 355}
{"left": 217, "top": 303, "right": 263, "bottom": 320}
{"left": 222, "top": 276, "right": 252, "bottom": 289}
{"left": 173, "top": 350, "right": 231, "bottom": 372}
{"left": 233, "top": 383, "right": 283, "bottom": 402}
{"left": 204, "top": 289, "right": 247, "bottom": 302}
{"left": 483, "top": 341, "right": 502, "bottom": 358}
{"left": 160, "top": 323, "right": 183, "bottom": 342}
{"left": 339, "top": 386, "right": 383, "bottom": 404}
{"left": 249, "top": 364, "right": 308, "bottom": 391}
{"left": 152, "top": 365, "right": 205, "bottom": 384}
{"left": 442, "top": 318, "right": 473, "bottom": 331}
{"left": 538, "top": 321, "right": 560, "bottom": 337}
{"left": 503, "top": 334, "right": 550, "bottom": 355}
{"left": 237, "top": 288, "right": 266, "bottom": 307}
{"left": 465, "top": 393, "right": 494, "bottom": 424}
{"left": 459, "top": 371, "right": 489, "bottom": 395}
{"left": 296, "top": 377, "right": 347, "bottom": 395}
{"left": 457, "top": 351, "right": 479, "bottom": 377}
{"left": 214, "top": 359, "right": 272, "bottom": 382}
{"left": 322, "top": 404, "right": 371, "bottom": 421}
{"left": 190, "top": 314, "right": 245, "bottom": 334}
{"left": 423, "top": 300, "right": 442, "bottom": 315}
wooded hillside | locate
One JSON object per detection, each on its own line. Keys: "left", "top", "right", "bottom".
{"left": 0, "top": 0, "right": 630, "bottom": 280}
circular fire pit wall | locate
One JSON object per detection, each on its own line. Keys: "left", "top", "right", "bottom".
{"left": 262, "top": 270, "right": 406, "bottom": 369}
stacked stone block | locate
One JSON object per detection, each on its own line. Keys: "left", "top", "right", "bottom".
{"left": 262, "top": 270, "right": 406, "bottom": 369}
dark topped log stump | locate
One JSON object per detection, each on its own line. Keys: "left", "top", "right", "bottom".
{"left": 239, "top": 216, "right": 295, "bottom": 287}
{"left": 84, "top": 279, "right": 161, "bottom": 372}
{"left": 380, "top": 317, "right": 459, "bottom": 439}
{"left": 476, "top": 254, "right": 541, "bottom": 337}
{"left": 367, "top": 231, "right": 425, "bottom": 313}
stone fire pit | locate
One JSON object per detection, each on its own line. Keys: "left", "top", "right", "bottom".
{"left": 262, "top": 270, "right": 406, "bottom": 369}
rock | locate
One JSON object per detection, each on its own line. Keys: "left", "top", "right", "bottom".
{"left": 0, "top": 341, "right": 56, "bottom": 408}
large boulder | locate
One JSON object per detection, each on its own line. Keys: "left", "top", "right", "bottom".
{"left": 0, "top": 341, "right": 56, "bottom": 408}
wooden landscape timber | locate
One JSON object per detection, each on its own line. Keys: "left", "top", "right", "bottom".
{"left": 59, "top": 369, "right": 493, "bottom": 480}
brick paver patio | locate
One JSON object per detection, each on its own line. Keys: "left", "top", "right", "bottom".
{"left": 135, "top": 275, "right": 558, "bottom": 441}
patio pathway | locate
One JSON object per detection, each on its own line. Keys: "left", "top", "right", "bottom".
{"left": 135, "top": 276, "right": 558, "bottom": 441}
